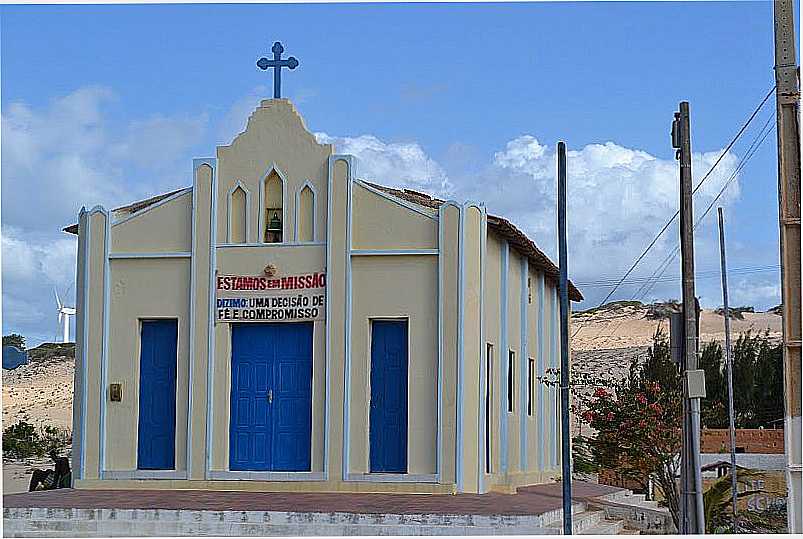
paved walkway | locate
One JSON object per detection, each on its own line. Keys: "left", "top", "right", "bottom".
{"left": 3, "top": 482, "right": 623, "bottom": 516}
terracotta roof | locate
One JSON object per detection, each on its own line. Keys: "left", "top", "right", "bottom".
{"left": 363, "top": 182, "right": 582, "bottom": 301}
{"left": 62, "top": 188, "right": 188, "bottom": 235}
{"left": 63, "top": 183, "right": 582, "bottom": 301}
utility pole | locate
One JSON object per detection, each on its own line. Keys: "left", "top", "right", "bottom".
{"left": 773, "top": 1, "right": 802, "bottom": 533}
{"left": 717, "top": 207, "right": 738, "bottom": 530}
{"left": 672, "top": 101, "right": 706, "bottom": 534}
{"left": 557, "top": 140, "right": 573, "bottom": 535}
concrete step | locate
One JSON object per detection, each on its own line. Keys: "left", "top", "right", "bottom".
{"left": 3, "top": 511, "right": 566, "bottom": 537}
{"left": 546, "top": 509, "right": 606, "bottom": 534}
{"left": 579, "top": 518, "right": 625, "bottom": 535}
{"left": 2, "top": 519, "right": 560, "bottom": 537}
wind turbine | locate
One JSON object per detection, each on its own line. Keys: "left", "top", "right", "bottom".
{"left": 54, "top": 288, "right": 76, "bottom": 343}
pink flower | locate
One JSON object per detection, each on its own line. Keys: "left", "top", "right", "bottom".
{"left": 636, "top": 394, "right": 648, "bottom": 405}
{"left": 639, "top": 420, "right": 647, "bottom": 428}
{"left": 594, "top": 388, "right": 608, "bottom": 398}
{"left": 606, "top": 412, "right": 615, "bottom": 421}
{"left": 582, "top": 411, "right": 594, "bottom": 423}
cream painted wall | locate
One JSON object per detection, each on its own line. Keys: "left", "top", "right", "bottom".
{"left": 438, "top": 203, "right": 460, "bottom": 486}
{"left": 506, "top": 249, "right": 522, "bottom": 473}
{"left": 82, "top": 210, "right": 109, "bottom": 480}
{"left": 188, "top": 163, "right": 214, "bottom": 480}
{"left": 460, "top": 205, "right": 484, "bottom": 493}
{"left": 210, "top": 245, "right": 327, "bottom": 472}
{"left": 111, "top": 192, "right": 192, "bottom": 253}
{"left": 348, "top": 255, "right": 438, "bottom": 475}
{"left": 482, "top": 234, "right": 502, "bottom": 485}
{"left": 526, "top": 264, "right": 541, "bottom": 472}
{"left": 326, "top": 157, "right": 350, "bottom": 480}
{"left": 216, "top": 100, "right": 331, "bottom": 246}
{"left": 71, "top": 210, "right": 88, "bottom": 481}
{"left": 230, "top": 187, "right": 247, "bottom": 244}
{"left": 351, "top": 183, "right": 438, "bottom": 250}
{"left": 297, "top": 186, "right": 314, "bottom": 242}
{"left": 105, "top": 258, "right": 190, "bottom": 471}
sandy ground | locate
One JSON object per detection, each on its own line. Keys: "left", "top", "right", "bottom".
{"left": 2, "top": 356, "right": 74, "bottom": 494}
{"left": 572, "top": 306, "right": 782, "bottom": 351}
{"left": 2, "top": 358, "right": 74, "bottom": 430}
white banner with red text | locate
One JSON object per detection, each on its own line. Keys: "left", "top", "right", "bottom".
{"left": 215, "top": 272, "right": 326, "bottom": 323}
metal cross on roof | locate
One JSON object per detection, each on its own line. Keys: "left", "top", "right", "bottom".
{"left": 256, "top": 41, "right": 299, "bottom": 99}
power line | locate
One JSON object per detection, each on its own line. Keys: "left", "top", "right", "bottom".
{"left": 577, "top": 113, "right": 777, "bottom": 345}
{"left": 575, "top": 264, "right": 780, "bottom": 287}
{"left": 572, "top": 86, "right": 777, "bottom": 339}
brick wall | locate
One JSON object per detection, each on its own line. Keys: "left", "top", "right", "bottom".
{"left": 701, "top": 428, "right": 784, "bottom": 454}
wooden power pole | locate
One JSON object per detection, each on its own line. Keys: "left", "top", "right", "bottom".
{"left": 773, "top": 0, "right": 802, "bottom": 533}
{"left": 672, "top": 101, "right": 706, "bottom": 534}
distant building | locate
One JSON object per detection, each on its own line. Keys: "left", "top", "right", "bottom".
{"left": 65, "top": 98, "right": 581, "bottom": 494}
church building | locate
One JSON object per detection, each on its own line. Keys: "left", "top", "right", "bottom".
{"left": 66, "top": 60, "right": 582, "bottom": 494}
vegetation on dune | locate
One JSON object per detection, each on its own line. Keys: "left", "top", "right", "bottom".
{"left": 714, "top": 306, "right": 755, "bottom": 320}
{"left": 27, "top": 342, "right": 75, "bottom": 362}
{"left": 644, "top": 300, "right": 682, "bottom": 320}
{"left": 576, "top": 300, "right": 643, "bottom": 316}
{"left": 3, "top": 334, "right": 26, "bottom": 350}
{"left": 2, "top": 421, "right": 71, "bottom": 460}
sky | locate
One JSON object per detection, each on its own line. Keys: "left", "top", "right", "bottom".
{"left": 1, "top": 1, "right": 790, "bottom": 346}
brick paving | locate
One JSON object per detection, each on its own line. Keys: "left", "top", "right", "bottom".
{"left": 3, "top": 481, "right": 623, "bottom": 516}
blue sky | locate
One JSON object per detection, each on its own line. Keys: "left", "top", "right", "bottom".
{"left": 1, "top": 1, "right": 789, "bottom": 345}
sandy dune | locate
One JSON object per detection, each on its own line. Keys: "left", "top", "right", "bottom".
{"left": 572, "top": 306, "right": 782, "bottom": 351}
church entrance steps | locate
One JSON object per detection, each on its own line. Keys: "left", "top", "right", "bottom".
{"left": 3, "top": 482, "right": 631, "bottom": 537}
{"left": 3, "top": 506, "right": 577, "bottom": 537}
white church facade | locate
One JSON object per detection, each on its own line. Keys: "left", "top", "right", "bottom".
{"left": 66, "top": 97, "right": 582, "bottom": 494}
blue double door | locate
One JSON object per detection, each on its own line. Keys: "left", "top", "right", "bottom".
{"left": 369, "top": 320, "right": 409, "bottom": 473}
{"left": 230, "top": 322, "right": 313, "bottom": 471}
{"left": 137, "top": 319, "right": 178, "bottom": 470}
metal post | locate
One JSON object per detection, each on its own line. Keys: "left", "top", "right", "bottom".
{"left": 557, "top": 141, "right": 573, "bottom": 535}
{"left": 717, "top": 207, "right": 738, "bottom": 530}
{"left": 773, "top": 1, "right": 802, "bottom": 533}
{"left": 674, "top": 101, "right": 706, "bottom": 534}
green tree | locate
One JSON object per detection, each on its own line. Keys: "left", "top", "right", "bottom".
{"left": 2, "top": 334, "right": 26, "bottom": 349}
{"left": 751, "top": 335, "right": 784, "bottom": 428}
{"left": 699, "top": 340, "right": 727, "bottom": 428}
{"left": 732, "top": 333, "right": 758, "bottom": 426}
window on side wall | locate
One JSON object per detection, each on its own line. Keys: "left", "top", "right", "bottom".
{"left": 508, "top": 350, "right": 515, "bottom": 413}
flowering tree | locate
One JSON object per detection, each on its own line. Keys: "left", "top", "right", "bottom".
{"left": 573, "top": 330, "right": 683, "bottom": 528}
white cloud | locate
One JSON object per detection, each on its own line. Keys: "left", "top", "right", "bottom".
{"left": 322, "top": 131, "right": 757, "bottom": 308}
{"left": 1, "top": 87, "right": 207, "bottom": 344}
{"left": 2, "top": 227, "right": 78, "bottom": 342}
{"left": 315, "top": 132, "right": 452, "bottom": 195}
{"left": 1, "top": 86, "right": 208, "bottom": 234}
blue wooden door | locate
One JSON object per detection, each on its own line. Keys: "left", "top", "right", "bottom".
{"left": 369, "top": 320, "right": 408, "bottom": 473}
{"left": 137, "top": 319, "right": 178, "bottom": 470}
{"left": 230, "top": 323, "right": 313, "bottom": 471}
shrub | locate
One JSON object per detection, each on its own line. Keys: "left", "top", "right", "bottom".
{"left": 2, "top": 421, "right": 71, "bottom": 460}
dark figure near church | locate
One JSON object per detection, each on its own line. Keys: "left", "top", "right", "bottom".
{"left": 28, "top": 451, "right": 71, "bottom": 491}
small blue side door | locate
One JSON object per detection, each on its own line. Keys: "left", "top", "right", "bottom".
{"left": 230, "top": 323, "right": 313, "bottom": 471}
{"left": 137, "top": 319, "right": 178, "bottom": 470}
{"left": 369, "top": 320, "right": 408, "bottom": 473}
